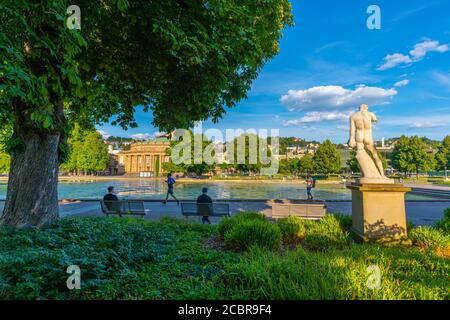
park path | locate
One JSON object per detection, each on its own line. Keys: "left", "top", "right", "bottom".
{"left": 0, "top": 199, "right": 448, "bottom": 226}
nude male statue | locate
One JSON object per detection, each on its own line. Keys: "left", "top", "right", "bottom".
{"left": 348, "top": 104, "right": 393, "bottom": 183}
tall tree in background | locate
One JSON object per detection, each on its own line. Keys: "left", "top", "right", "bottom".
{"left": 0, "top": 0, "right": 293, "bottom": 227}
{"left": 0, "top": 144, "right": 10, "bottom": 173}
{"left": 313, "top": 140, "right": 342, "bottom": 175}
{"left": 78, "top": 131, "right": 109, "bottom": 174}
{"left": 61, "top": 124, "right": 84, "bottom": 174}
{"left": 298, "top": 154, "right": 314, "bottom": 174}
{"left": 228, "top": 133, "right": 272, "bottom": 174}
{"left": 391, "top": 136, "right": 436, "bottom": 177}
{"left": 436, "top": 136, "right": 450, "bottom": 171}
{"left": 164, "top": 132, "right": 216, "bottom": 176}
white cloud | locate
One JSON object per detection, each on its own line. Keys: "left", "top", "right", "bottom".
{"left": 280, "top": 85, "right": 397, "bottom": 111}
{"left": 408, "top": 121, "right": 448, "bottom": 129}
{"left": 378, "top": 53, "right": 412, "bottom": 71}
{"left": 409, "top": 40, "right": 449, "bottom": 59}
{"left": 97, "top": 130, "right": 111, "bottom": 139}
{"left": 130, "top": 133, "right": 152, "bottom": 140}
{"left": 283, "top": 111, "right": 350, "bottom": 126}
{"left": 378, "top": 40, "right": 449, "bottom": 70}
{"left": 394, "top": 79, "right": 410, "bottom": 87}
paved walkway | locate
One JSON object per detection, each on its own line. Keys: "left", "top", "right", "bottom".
{"left": 1, "top": 200, "right": 448, "bottom": 226}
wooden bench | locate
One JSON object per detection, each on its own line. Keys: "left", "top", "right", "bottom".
{"left": 100, "top": 200, "right": 148, "bottom": 218}
{"left": 180, "top": 202, "right": 231, "bottom": 219}
{"left": 270, "top": 202, "right": 327, "bottom": 220}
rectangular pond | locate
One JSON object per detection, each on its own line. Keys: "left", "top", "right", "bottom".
{"left": 0, "top": 179, "right": 446, "bottom": 201}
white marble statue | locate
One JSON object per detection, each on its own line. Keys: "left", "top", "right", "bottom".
{"left": 348, "top": 104, "right": 394, "bottom": 184}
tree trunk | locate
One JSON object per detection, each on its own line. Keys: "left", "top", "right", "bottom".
{"left": 0, "top": 129, "right": 61, "bottom": 228}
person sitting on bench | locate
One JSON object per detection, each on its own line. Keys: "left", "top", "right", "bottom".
{"left": 103, "top": 186, "right": 119, "bottom": 210}
{"left": 197, "top": 187, "right": 212, "bottom": 224}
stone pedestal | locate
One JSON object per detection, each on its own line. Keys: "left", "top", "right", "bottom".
{"left": 346, "top": 183, "right": 411, "bottom": 242}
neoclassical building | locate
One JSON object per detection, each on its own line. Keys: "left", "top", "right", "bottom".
{"left": 117, "top": 140, "right": 171, "bottom": 176}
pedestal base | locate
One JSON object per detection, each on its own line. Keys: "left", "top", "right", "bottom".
{"left": 346, "top": 183, "right": 411, "bottom": 242}
{"left": 358, "top": 177, "right": 394, "bottom": 184}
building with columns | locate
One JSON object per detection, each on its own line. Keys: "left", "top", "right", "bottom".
{"left": 117, "top": 140, "right": 171, "bottom": 176}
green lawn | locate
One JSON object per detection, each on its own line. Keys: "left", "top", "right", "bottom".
{"left": 0, "top": 213, "right": 448, "bottom": 300}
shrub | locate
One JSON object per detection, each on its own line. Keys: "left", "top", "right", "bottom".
{"left": 224, "top": 219, "right": 282, "bottom": 251}
{"left": 277, "top": 216, "right": 315, "bottom": 243}
{"left": 434, "top": 208, "right": 450, "bottom": 234}
{"left": 217, "top": 211, "right": 266, "bottom": 237}
{"left": 234, "top": 211, "right": 266, "bottom": 221}
{"left": 304, "top": 215, "right": 351, "bottom": 250}
{"left": 409, "top": 226, "right": 450, "bottom": 253}
{"left": 334, "top": 214, "right": 352, "bottom": 231}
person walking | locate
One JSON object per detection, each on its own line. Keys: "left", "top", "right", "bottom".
{"left": 163, "top": 173, "right": 179, "bottom": 205}
{"left": 306, "top": 174, "right": 315, "bottom": 200}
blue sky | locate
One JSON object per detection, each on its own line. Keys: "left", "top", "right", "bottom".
{"left": 98, "top": 0, "right": 450, "bottom": 143}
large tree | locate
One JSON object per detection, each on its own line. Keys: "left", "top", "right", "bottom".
{"left": 77, "top": 131, "right": 109, "bottom": 174}
{"left": 228, "top": 133, "right": 272, "bottom": 174}
{"left": 0, "top": 0, "right": 293, "bottom": 227}
{"left": 0, "top": 144, "right": 10, "bottom": 173}
{"left": 164, "top": 131, "right": 216, "bottom": 176}
{"left": 391, "top": 136, "right": 436, "bottom": 177}
{"left": 436, "top": 136, "right": 450, "bottom": 171}
{"left": 313, "top": 140, "right": 342, "bottom": 175}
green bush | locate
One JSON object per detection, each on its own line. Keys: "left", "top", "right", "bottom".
{"left": 224, "top": 219, "right": 282, "bottom": 251}
{"left": 277, "top": 216, "right": 315, "bottom": 243}
{"left": 334, "top": 214, "right": 352, "bottom": 231}
{"left": 409, "top": 226, "right": 450, "bottom": 252}
{"left": 217, "top": 211, "right": 266, "bottom": 237}
{"left": 434, "top": 208, "right": 450, "bottom": 234}
{"left": 304, "top": 215, "right": 351, "bottom": 250}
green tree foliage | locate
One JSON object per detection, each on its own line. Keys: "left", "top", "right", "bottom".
{"left": 313, "top": 140, "right": 342, "bottom": 175}
{"left": 436, "top": 136, "right": 450, "bottom": 170}
{"left": 61, "top": 124, "right": 84, "bottom": 173}
{"left": 347, "top": 149, "right": 360, "bottom": 173}
{"left": 78, "top": 131, "right": 109, "bottom": 174}
{"left": 0, "top": 0, "right": 293, "bottom": 226}
{"left": 164, "top": 132, "right": 215, "bottom": 176}
{"left": 0, "top": 144, "right": 10, "bottom": 173}
{"left": 61, "top": 126, "right": 109, "bottom": 174}
{"left": 298, "top": 154, "right": 314, "bottom": 174}
{"left": 279, "top": 158, "right": 300, "bottom": 175}
{"left": 228, "top": 133, "right": 272, "bottom": 174}
{"left": 391, "top": 136, "right": 436, "bottom": 176}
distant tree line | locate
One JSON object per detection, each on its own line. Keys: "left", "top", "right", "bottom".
{"left": 390, "top": 135, "right": 450, "bottom": 177}
{"left": 278, "top": 140, "right": 341, "bottom": 176}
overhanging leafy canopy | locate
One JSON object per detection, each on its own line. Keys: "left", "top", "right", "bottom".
{"left": 1, "top": 0, "right": 293, "bottom": 135}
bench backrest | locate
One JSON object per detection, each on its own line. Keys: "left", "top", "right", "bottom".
{"left": 181, "top": 202, "right": 198, "bottom": 214}
{"left": 125, "top": 200, "right": 145, "bottom": 213}
{"left": 101, "top": 200, "right": 122, "bottom": 213}
{"left": 213, "top": 203, "right": 230, "bottom": 215}
{"left": 180, "top": 202, "right": 230, "bottom": 216}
